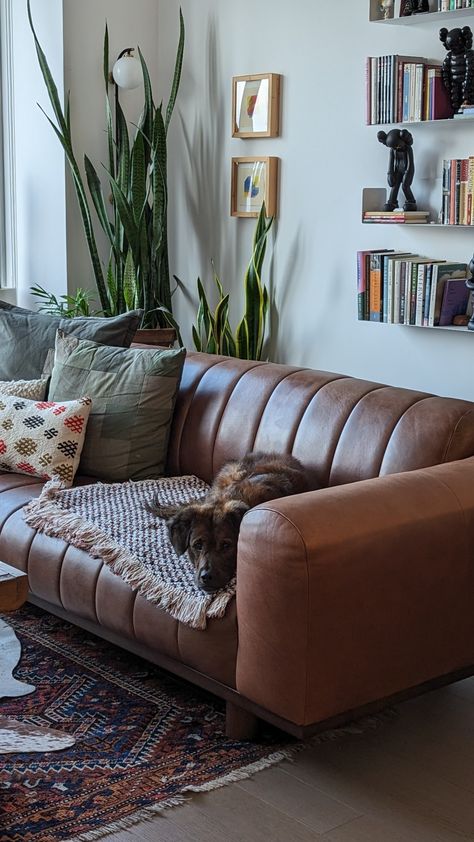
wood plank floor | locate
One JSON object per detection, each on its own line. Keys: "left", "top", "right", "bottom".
{"left": 95, "top": 678, "right": 474, "bottom": 842}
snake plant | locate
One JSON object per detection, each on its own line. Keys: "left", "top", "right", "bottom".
{"left": 191, "top": 203, "right": 274, "bottom": 360}
{"left": 27, "top": 1, "right": 185, "bottom": 329}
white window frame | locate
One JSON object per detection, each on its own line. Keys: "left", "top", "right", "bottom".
{"left": 0, "top": 0, "right": 17, "bottom": 289}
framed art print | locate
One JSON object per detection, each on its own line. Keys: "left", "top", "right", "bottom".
{"left": 232, "top": 73, "right": 281, "bottom": 138}
{"left": 231, "top": 156, "right": 278, "bottom": 217}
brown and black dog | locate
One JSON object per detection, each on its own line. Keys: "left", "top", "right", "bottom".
{"left": 147, "top": 452, "right": 308, "bottom": 593}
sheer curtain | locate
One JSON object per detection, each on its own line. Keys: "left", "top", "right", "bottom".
{"left": 0, "top": 0, "right": 16, "bottom": 291}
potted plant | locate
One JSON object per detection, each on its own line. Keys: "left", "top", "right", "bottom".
{"left": 191, "top": 203, "right": 274, "bottom": 360}
{"left": 27, "top": 0, "right": 185, "bottom": 343}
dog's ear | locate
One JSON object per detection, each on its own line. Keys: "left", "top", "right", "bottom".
{"left": 167, "top": 508, "right": 196, "bottom": 556}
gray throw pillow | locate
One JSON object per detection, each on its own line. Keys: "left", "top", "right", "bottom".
{"left": 48, "top": 332, "right": 186, "bottom": 482}
{"left": 0, "top": 301, "right": 143, "bottom": 380}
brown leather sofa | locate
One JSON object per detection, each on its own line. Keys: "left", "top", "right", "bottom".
{"left": 1, "top": 351, "right": 474, "bottom": 739}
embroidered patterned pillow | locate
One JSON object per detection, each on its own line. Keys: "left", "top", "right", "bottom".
{"left": 0, "top": 378, "right": 49, "bottom": 400}
{"left": 0, "top": 394, "right": 92, "bottom": 486}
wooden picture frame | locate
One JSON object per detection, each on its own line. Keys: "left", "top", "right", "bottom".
{"left": 231, "top": 156, "right": 279, "bottom": 218}
{"left": 232, "top": 73, "right": 281, "bottom": 138}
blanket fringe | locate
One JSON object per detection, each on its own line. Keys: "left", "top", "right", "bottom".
{"left": 23, "top": 486, "right": 220, "bottom": 630}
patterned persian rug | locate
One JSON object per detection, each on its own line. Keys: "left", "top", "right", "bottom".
{"left": 23, "top": 476, "right": 237, "bottom": 630}
{"left": 0, "top": 604, "right": 292, "bottom": 842}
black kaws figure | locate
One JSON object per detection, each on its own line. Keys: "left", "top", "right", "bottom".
{"left": 440, "top": 26, "right": 474, "bottom": 112}
{"left": 377, "top": 128, "right": 417, "bottom": 212}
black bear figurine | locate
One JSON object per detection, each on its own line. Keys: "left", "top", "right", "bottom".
{"left": 440, "top": 26, "right": 474, "bottom": 112}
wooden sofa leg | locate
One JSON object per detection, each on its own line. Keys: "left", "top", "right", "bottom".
{"left": 225, "top": 701, "right": 259, "bottom": 740}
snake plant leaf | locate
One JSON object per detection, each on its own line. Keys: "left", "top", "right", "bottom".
{"left": 235, "top": 316, "right": 250, "bottom": 360}
{"left": 110, "top": 177, "right": 140, "bottom": 263}
{"left": 257, "top": 285, "right": 270, "bottom": 360}
{"left": 211, "top": 261, "right": 225, "bottom": 300}
{"left": 151, "top": 107, "right": 170, "bottom": 312}
{"left": 192, "top": 325, "right": 202, "bottom": 352}
{"left": 103, "top": 23, "right": 109, "bottom": 90}
{"left": 116, "top": 100, "right": 130, "bottom": 196}
{"left": 222, "top": 326, "right": 237, "bottom": 358}
{"left": 214, "top": 293, "right": 231, "bottom": 354}
{"left": 131, "top": 131, "right": 147, "bottom": 224}
{"left": 105, "top": 96, "right": 115, "bottom": 179}
{"left": 196, "top": 277, "right": 213, "bottom": 345}
{"left": 137, "top": 47, "right": 154, "bottom": 172}
{"left": 237, "top": 203, "right": 273, "bottom": 359}
{"left": 84, "top": 155, "right": 115, "bottom": 247}
{"left": 194, "top": 276, "right": 218, "bottom": 354}
{"left": 65, "top": 93, "right": 71, "bottom": 135}
{"left": 138, "top": 218, "right": 150, "bottom": 291}
{"left": 165, "top": 8, "right": 185, "bottom": 133}
{"left": 151, "top": 107, "right": 167, "bottom": 250}
{"left": 240, "top": 260, "right": 266, "bottom": 362}
{"left": 123, "top": 248, "right": 138, "bottom": 310}
{"left": 103, "top": 25, "right": 115, "bottom": 177}
{"left": 106, "top": 258, "right": 117, "bottom": 312}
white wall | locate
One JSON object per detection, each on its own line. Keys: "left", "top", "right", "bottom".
{"left": 158, "top": 0, "right": 474, "bottom": 401}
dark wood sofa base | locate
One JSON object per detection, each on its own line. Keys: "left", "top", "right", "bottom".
{"left": 28, "top": 596, "right": 474, "bottom": 741}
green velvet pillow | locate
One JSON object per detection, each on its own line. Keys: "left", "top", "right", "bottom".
{"left": 0, "top": 302, "right": 143, "bottom": 380}
{"left": 48, "top": 332, "right": 186, "bottom": 482}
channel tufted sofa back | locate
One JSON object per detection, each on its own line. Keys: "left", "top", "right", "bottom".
{"left": 166, "top": 352, "right": 474, "bottom": 488}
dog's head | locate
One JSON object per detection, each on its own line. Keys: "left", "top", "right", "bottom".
{"left": 165, "top": 500, "right": 249, "bottom": 592}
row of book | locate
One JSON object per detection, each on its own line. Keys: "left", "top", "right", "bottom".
{"left": 437, "top": 1, "right": 474, "bottom": 8}
{"left": 440, "top": 158, "right": 474, "bottom": 225}
{"left": 366, "top": 55, "right": 453, "bottom": 125}
{"left": 363, "top": 210, "right": 430, "bottom": 224}
{"left": 357, "top": 249, "right": 470, "bottom": 326}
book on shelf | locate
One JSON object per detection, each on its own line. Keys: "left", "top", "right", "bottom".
{"left": 369, "top": 251, "right": 388, "bottom": 322}
{"left": 440, "top": 157, "right": 474, "bottom": 225}
{"left": 363, "top": 210, "right": 430, "bottom": 223}
{"left": 356, "top": 249, "right": 393, "bottom": 322}
{"left": 426, "top": 66, "right": 454, "bottom": 120}
{"left": 383, "top": 252, "right": 413, "bottom": 323}
{"left": 429, "top": 263, "right": 468, "bottom": 327}
{"left": 438, "top": 278, "right": 471, "bottom": 326}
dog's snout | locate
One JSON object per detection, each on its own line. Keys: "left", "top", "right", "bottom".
{"left": 197, "top": 567, "right": 219, "bottom": 593}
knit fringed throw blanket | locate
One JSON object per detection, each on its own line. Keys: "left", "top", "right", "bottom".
{"left": 23, "top": 476, "right": 237, "bottom": 630}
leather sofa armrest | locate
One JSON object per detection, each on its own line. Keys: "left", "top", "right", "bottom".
{"left": 235, "top": 457, "right": 474, "bottom": 727}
